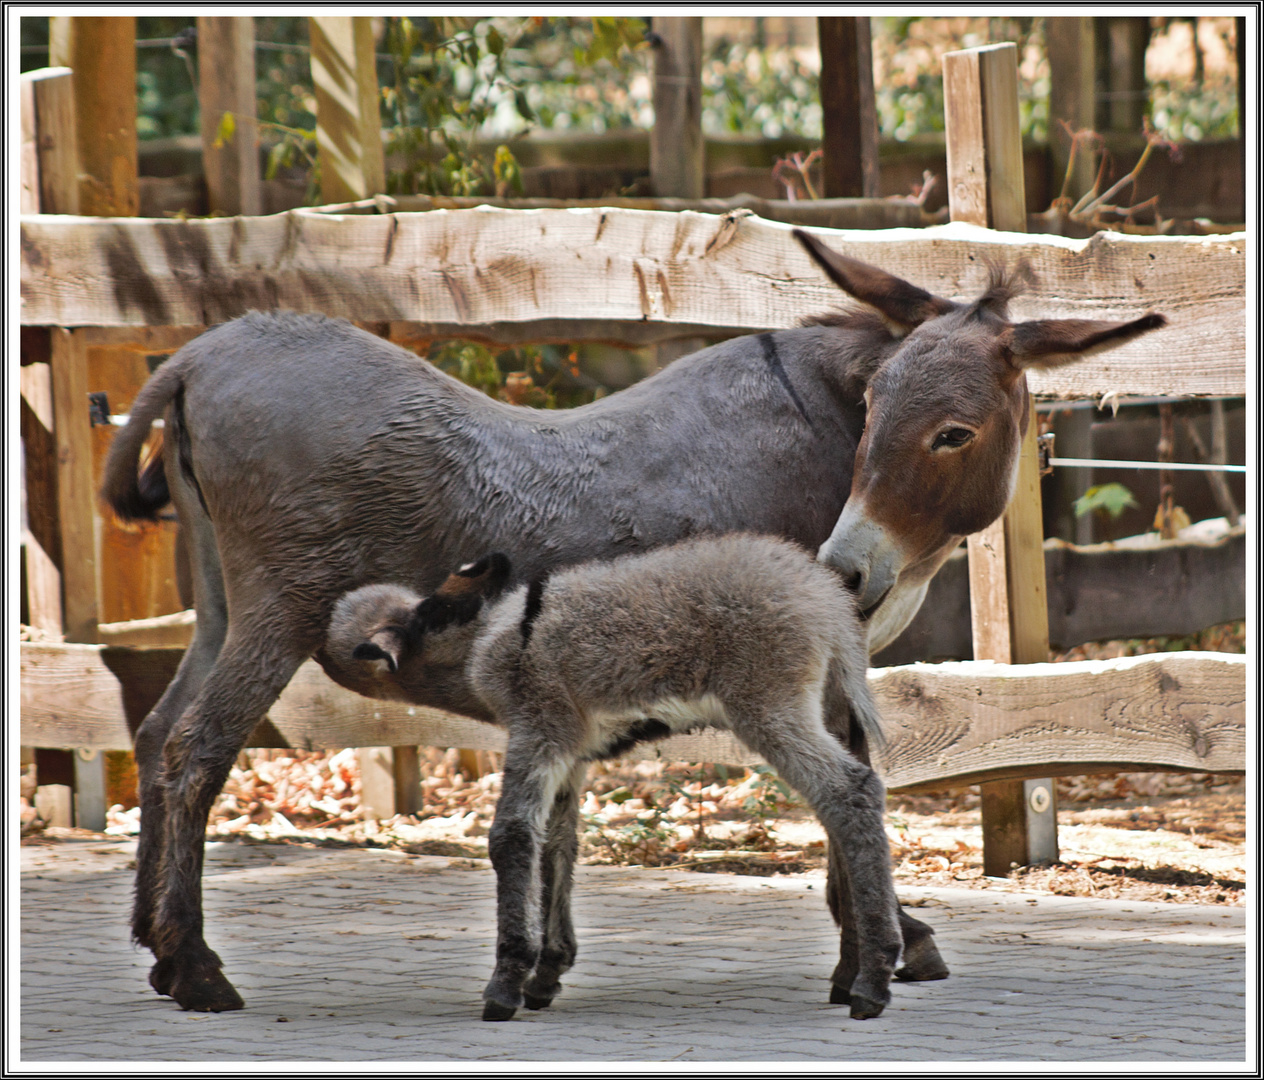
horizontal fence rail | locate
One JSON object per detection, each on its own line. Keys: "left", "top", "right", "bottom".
{"left": 20, "top": 210, "right": 1245, "bottom": 397}
{"left": 20, "top": 643, "right": 1245, "bottom": 792}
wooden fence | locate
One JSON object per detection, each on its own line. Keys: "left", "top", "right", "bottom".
{"left": 18, "top": 29, "right": 1248, "bottom": 872}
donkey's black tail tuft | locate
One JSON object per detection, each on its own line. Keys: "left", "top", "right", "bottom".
{"left": 100, "top": 358, "right": 184, "bottom": 522}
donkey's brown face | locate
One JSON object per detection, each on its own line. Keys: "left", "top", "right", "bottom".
{"left": 794, "top": 230, "right": 1167, "bottom": 620}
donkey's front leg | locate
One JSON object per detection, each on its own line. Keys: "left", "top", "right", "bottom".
{"left": 483, "top": 736, "right": 569, "bottom": 1021}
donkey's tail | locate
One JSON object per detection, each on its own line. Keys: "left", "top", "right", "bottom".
{"left": 100, "top": 356, "right": 185, "bottom": 522}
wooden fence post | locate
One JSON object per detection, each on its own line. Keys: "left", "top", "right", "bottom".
{"left": 21, "top": 67, "right": 80, "bottom": 215}
{"left": 648, "top": 17, "right": 707, "bottom": 369}
{"left": 198, "top": 16, "right": 262, "bottom": 216}
{"left": 25, "top": 34, "right": 121, "bottom": 827}
{"left": 1096, "top": 17, "right": 1150, "bottom": 133}
{"left": 1045, "top": 17, "right": 1097, "bottom": 202}
{"left": 309, "top": 16, "right": 386, "bottom": 204}
{"left": 357, "top": 746, "right": 421, "bottom": 820}
{"left": 649, "top": 17, "right": 704, "bottom": 199}
{"left": 48, "top": 16, "right": 138, "bottom": 217}
{"left": 943, "top": 42, "right": 1058, "bottom": 875}
{"left": 817, "top": 16, "right": 879, "bottom": 197}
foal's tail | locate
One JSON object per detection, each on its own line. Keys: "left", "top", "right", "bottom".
{"left": 827, "top": 649, "right": 889, "bottom": 767}
{"left": 100, "top": 356, "right": 186, "bottom": 522}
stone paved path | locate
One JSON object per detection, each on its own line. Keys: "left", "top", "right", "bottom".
{"left": 16, "top": 837, "right": 1250, "bottom": 1065}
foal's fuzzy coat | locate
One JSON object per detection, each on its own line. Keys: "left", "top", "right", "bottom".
{"left": 331, "top": 534, "right": 902, "bottom": 1021}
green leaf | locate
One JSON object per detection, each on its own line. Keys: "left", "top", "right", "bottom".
{"left": 264, "top": 139, "right": 288, "bottom": 181}
{"left": 213, "top": 111, "right": 236, "bottom": 150}
{"left": 1074, "top": 482, "right": 1139, "bottom": 520}
{"left": 486, "top": 26, "right": 504, "bottom": 55}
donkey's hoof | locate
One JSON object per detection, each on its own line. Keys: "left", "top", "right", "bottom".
{"left": 149, "top": 957, "right": 177, "bottom": 997}
{"left": 848, "top": 994, "right": 887, "bottom": 1020}
{"left": 894, "top": 934, "right": 950, "bottom": 983}
{"left": 171, "top": 967, "right": 245, "bottom": 1012}
{"left": 522, "top": 991, "right": 554, "bottom": 1011}
{"left": 482, "top": 999, "right": 518, "bottom": 1022}
{"left": 828, "top": 983, "right": 851, "bottom": 1006}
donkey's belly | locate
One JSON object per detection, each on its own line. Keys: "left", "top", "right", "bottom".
{"left": 583, "top": 694, "right": 730, "bottom": 761}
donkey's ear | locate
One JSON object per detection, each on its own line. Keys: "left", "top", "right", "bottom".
{"left": 1002, "top": 312, "right": 1167, "bottom": 370}
{"left": 793, "top": 228, "right": 957, "bottom": 333}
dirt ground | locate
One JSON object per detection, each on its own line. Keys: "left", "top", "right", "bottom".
{"left": 26, "top": 754, "right": 1239, "bottom": 909}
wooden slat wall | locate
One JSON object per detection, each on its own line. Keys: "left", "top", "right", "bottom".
{"left": 18, "top": 211, "right": 1245, "bottom": 398}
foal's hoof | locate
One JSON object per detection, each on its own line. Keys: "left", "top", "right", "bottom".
{"left": 828, "top": 983, "right": 851, "bottom": 1006}
{"left": 171, "top": 966, "right": 245, "bottom": 1012}
{"left": 522, "top": 991, "right": 554, "bottom": 1011}
{"left": 894, "top": 933, "right": 950, "bottom": 983}
{"left": 482, "top": 1000, "right": 518, "bottom": 1022}
{"left": 848, "top": 993, "right": 888, "bottom": 1020}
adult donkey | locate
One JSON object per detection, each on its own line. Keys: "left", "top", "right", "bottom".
{"left": 102, "top": 229, "right": 1164, "bottom": 1013}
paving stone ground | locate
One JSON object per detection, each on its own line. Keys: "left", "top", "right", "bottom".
{"left": 16, "top": 837, "right": 1251, "bottom": 1066}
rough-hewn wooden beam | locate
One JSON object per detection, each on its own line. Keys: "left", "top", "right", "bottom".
{"left": 19, "top": 644, "right": 1246, "bottom": 791}
{"left": 18, "top": 210, "right": 1245, "bottom": 398}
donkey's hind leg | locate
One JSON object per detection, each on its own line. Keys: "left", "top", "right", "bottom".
{"left": 521, "top": 761, "right": 587, "bottom": 1010}
{"left": 133, "top": 491, "right": 229, "bottom": 970}
{"left": 149, "top": 626, "right": 308, "bottom": 1012}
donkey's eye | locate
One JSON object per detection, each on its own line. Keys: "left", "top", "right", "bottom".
{"left": 932, "top": 427, "right": 974, "bottom": 450}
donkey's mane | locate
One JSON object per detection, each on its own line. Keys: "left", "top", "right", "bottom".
{"left": 971, "top": 259, "right": 1036, "bottom": 319}
{"left": 798, "top": 260, "right": 1038, "bottom": 330}
{"left": 797, "top": 307, "right": 891, "bottom": 333}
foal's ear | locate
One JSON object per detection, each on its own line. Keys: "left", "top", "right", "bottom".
{"left": 351, "top": 626, "right": 406, "bottom": 674}
{"left": 412, "top": 552, "right": 512, "bottom": 634}
{"left": 793, "top": 228, "right": 957, "bottom": 333}
{"left": 1002, "top": 312, "right": 1167, "bottom": 370}
{"left": 451, "top": 552, "right": 512, "bottom": 598}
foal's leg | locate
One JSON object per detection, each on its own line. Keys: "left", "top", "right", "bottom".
{"left": 149, "top": 627, "right": 308, "bottom": 1012}
{"left": 736, "top": 702, "right": 901, "bottom": 1019}
{"left": 521, "top": 761, "right": 587, "bottom": 1010}
{"left": 823, "top": 704, "right": 948, "bottom": 994}
{"left": 484, "top": 727, "right": 575, "bottom": 1021}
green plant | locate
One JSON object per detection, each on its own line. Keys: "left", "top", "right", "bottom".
{"left": 423, "top": 339, "right": 613, "bottom": 410}
{"left": 381, "top": 17, "right": 532, "bottom": 196}
{"left": 702, "top": 38, "right": 822, "bottom": 137}
{"left": 1074, "top": 482, "right": 1139, "bottom": 521}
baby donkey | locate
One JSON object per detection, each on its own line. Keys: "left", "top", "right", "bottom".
{"left": 329, "top": 534, "right": 902, "bottom": 1021}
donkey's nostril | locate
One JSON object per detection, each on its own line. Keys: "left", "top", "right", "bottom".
{"left": 843, "top": 571, "right": 865, "bottom": 596}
